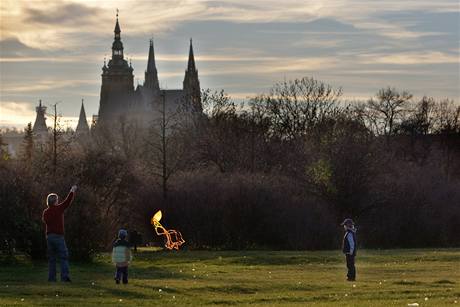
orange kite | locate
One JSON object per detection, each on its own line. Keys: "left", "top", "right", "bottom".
{"left": 150, "top": 210, "right": 185, "bottom": 250}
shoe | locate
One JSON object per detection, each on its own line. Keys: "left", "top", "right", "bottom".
{"left": 61, "top": 277, "right": 72, "bottom": 282}
{"left": 122, "top": 280, "right": 128, "bottom": 284}
{"left": 347, "top": 278, "right": 356, "bottom": 281}
{"left": 48, "top": 279, "right": 57, "bottom": 282}
{"left": 115, "top": 278, "right": 120, "bottom": 284}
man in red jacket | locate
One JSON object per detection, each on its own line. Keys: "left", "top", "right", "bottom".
{"left": 42, "top": 185, "right": 77, "bottom": 282}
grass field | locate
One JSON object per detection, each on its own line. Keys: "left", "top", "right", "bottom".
{"left": 0, "top": 248, "right": 459, "bottom": 306}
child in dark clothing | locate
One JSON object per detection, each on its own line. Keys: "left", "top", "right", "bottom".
{"left": 341, "top": 218, "right": 357, "bottom": 281}
{"left": 112, "top": 229, "right": 132, "bottom": 284}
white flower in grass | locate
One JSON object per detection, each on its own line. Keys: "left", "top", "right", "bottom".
{"left": 424, "top": 297, "right": 428, "bottom": 301}
{"left": 20, "top": 298, "right": 24, "bottom": 302}
{"left": 158, "top": 289, "right": 162, "bottom": 292}
{"left": 407, "top": 303, "right": 419, "bottom": 307}
{"left": 352, "top": 284, "right": 356, "bottom": 288}
{"left": 119, "top": 298, "right": 123, "bottom": 302}
{"left": 173, "top": 295, "right": 176, "bottom": 299}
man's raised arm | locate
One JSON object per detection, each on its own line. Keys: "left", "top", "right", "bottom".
{"left": 58, "top": 185, "right": 78, "bottom": 210}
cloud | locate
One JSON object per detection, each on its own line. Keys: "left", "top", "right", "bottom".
{"left": 1, "top": 0, "right": 459, "bottom": 129}
{"left": 0, "top": 101, "right": 35, "bottom": 127}
{"left": 153, "top": 54, "right": 339, "bottom": 77}
{"left": 0, "top": 37, "right": 46, "bottom": 57}
{"left": 23, "top": 2, "right": 101, "bottom": 25}
{"left": 360, "top": 51, "right": 459, "bottom": 65}
{"left": 0, "top": 56, "right": 82, "bottom": 63}
{"left": 3, "top": 79, "right": 98, "bottom": 93}
{"left": 2, "top": 0, "right": 457, "bottom": 49}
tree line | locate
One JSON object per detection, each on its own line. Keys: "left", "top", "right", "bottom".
{"left": 1, "top": 76, "right": 459, "bottom": 260}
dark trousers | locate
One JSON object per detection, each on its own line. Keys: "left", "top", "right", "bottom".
{"left": 47, "top": 234, "right": 70, "bottom": 281}
{"left": 346, "top": 254, "right": 356, "bottom": 280}
{"left": 115, "top": 266, "right": 128, "bottom": 284}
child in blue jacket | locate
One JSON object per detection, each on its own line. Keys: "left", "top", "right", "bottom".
{"left": 341, "top": 218, "right": 357, "bottom": 281}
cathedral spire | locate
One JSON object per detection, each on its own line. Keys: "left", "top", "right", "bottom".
{"left": 114, "top": 9, "right": 121, "bottom": 39}
{"left": 147, "top": 39, "right": 156, "bottom": 72}
{"left": 187, "top": 38, "right": 196, "bottom": 72}
{"left": 76, "top": 99, "right": 90, "bottom": 135}
{"left": 183, "top": 38, "right": 201, "bottom": 112}
{"left": 144, "top": 39, "right": 160, "bottom": 92}
{"left": 112, "top": 10, "right": 124, "bottom": 60}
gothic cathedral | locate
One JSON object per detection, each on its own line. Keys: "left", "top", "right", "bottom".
{"left": 32, "top": 13, "right": 201, "bottom": 135}
{"left": 97, "top": 13, "right": 202, "bottom": 125}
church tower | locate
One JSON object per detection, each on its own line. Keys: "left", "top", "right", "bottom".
{"left": 33, "top": 99, "right": 48, "bottom": 135}
{"left": 33, "top": 100, "right": 48, "bottom": 141}
{"left": 76, "top": 100, "right": 90, "bottom": 135}
{"left": 144, "top": 39, "right": 160, "bottom": 94}
{"left": 98, "top": 12, "right": 134, "bottom": 123}
{"left": 183, "top": 39, "right": 202, "bottom": 112}
{"left": 33, "top": 100, "right": 47, "bottom": 133}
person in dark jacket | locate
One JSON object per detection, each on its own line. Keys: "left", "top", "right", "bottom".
{"left": 130, "top": 230, "right": 142, "bottom": 252}
{"left": 42, "top": 185, "right": 77, "bottom": 282}
{"left": 341, "top": 218, "right": 357, "bottom": 281}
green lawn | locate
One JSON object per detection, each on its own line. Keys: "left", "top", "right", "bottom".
{"left": 0, "top": 248, "right": 459, "bottom": 306}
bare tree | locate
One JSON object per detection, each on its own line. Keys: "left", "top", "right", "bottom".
{"left": 145, "top": 90, "right": 185, "bottom": 199}
{"left": 367, "top": 87, "right": 412, "bottom": 136}
{"left": 196, "top": 89, "right": 266, "bottom": 173}
{"left": 251, "top": 77, "right": 343, "bottom": 140}
{"left": 435, "top": 99, "right": 460, "bottom": 134}
{"left": 48, "top": 102, "right": 63, "bottom": 176}
{"left": 433, "top": 99, "right": 460, "bottom": 182}
{"left": 396, "top": 96, "right": 438, "bottom": 136}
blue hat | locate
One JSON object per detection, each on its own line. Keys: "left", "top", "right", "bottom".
{"left": 341, "top": 218, "right": 354, "bottom": 226}
{"left": 118, "top": 229, "right": 128, "bottom": 238}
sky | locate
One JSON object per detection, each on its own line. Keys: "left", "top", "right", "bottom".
{"left": 1, "top": 0, "right": 459, "bottom": 129}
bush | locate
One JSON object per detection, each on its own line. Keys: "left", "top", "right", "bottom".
{"left": 0, "top": 165, "right": 46, "bottom": 259}
{"left": 139, "top": 171, "right": 338, "bottom": 250}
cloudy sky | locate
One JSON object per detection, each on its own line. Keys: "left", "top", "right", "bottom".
{"left": 1, "top": 0, "right": 459, "bottom": 129}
